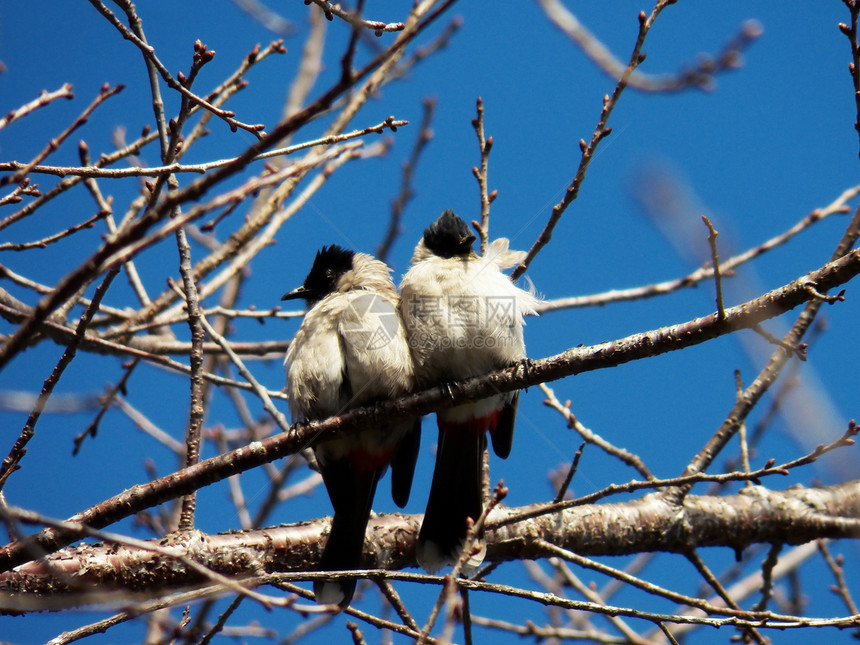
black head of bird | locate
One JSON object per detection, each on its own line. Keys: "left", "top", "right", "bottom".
{"left": 281, "top": 245, "right": 355, "bottom": 306}
{"left": 422, "top": 210, "right": 477, "bottom": 259}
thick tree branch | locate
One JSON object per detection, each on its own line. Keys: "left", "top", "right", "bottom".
{"left": 1, "top": 480, "right": 857, "bottom": 606}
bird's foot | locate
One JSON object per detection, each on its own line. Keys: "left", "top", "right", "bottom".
{"left": 512, "top": 357, "right": 533, "bottom": 389}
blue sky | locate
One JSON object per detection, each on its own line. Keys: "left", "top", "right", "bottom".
{"left": 1, "top": 2, "right": 858, "bottom": 643}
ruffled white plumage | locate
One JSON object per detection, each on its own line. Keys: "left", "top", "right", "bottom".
{"left": 400, "top": 221, "right": 539, "bottom": 574}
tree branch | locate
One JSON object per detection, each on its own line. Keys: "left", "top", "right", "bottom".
{"left": 1, "top": 480, "right": 857, "bottom": 605}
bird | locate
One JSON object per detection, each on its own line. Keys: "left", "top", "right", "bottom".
{"left": 399, "top": 210, "right": 538, "bottom": 573}
{"left": 282, "top": 245, "right": 420, "bottom": 608}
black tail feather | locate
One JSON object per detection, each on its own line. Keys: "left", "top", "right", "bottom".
{"left": 490, "top": 391, "right": 518, "bottom": 459}
{"left": 391, "top": 418, "right": 422, "bottom": 508}
{"left": 314, "top": 464, "right": 381, "bottom": 607}
{"left": 417, "top": 422, "right": 486, "bottom": 572}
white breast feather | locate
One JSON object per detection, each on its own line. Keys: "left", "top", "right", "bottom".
{"left": 400, "top": 237, "right": 539, "bottom": 385}
{"left": 285, "top": 286, "right": 415, "bottom": 463}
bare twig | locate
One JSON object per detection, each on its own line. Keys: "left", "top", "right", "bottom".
{"left": 734, "top": 370, "right": 752, "bottom": 483}
{"left": 189, "top": 297, "right": 292, "bottom": 434}
{"left": 0, "top": 298, "right": 290, "bottom": 390}
{"left": 197, "top": 594, "right": 247, "bottom": 645}
{"left": 373, "top": 578, "right": 420, "bottom": 632}
{"left": 89, "top": 0, "right": 266, "bottom": 136}
{"left": 750, "top": 324, "right": 807, "bottom": 360}
{"left": 93, "top": 2, "right": 453, "bottom": 340}
{"left": 471, "top": 97, "right": 493, "bottom": 254}
{"left": 548, "top": 557, "right": 649, "bottom": 644}
{"left": 306, "top": 0, "right": 405, "bottom": 36}
{"left": 803, "top": 283, "right": 846, "bottom": 304}
{"left": 541, "top": 383, "right": 654, "bottom": 480}
{"left": 0, "top": 269, "right": 118, "bottom": 491}
{"left": 0, "top": 129, "right": 161, "bottom": 234}
{"left": 72, "top": 358, "right": 140, "bottom": 456}
{"left": 751, "top": 542, "right": 783, "bottom": 613}
{"left": 388, "top": 16, "right": 463, "bottom": 84}
{"left": 537, "top": 184, "right": 860, "bottom": 313}
{"left": 701, "top": 215, "right": 726, "bottom": 321}
{"left": 658, "top": 621, "right": 682, "bottom": 645}
{"left": 468, "top": 614, "right": 631, "bottom": 642}
{"left": 512, "top": 1, "right": 677, "bottom": 281}
{"left": 0, "top": 210, "right": 109, "bottom": 251}
{"left": 173, "top": 234, "right": 206, "bottom": 532}
{"left": 0, "top": 84, "right": 74, "bottom": 131}
{"left": 817, "top": 540, "right": 860, "bottom": 630}
{"left": 538, "top": 540, "right": 746, "bottom": 621}
{"left": 0, "top": 118, "right": 407, "bottom": 179}
{"left": 838, "top": 6, "right": 860, "bottom": 159}
{"left": 0, "top": 84, "right": 124, "bottom": 189}
{"left": 111, "top": 395, "right": 186, "bottom": 455}
{"left": 182, "top": 39, "right": 288, "bottom": 152}
{"left": 280, "top": 10, "right": 326, "bottom": 144}
{"left": 0, "top": 178, "right": 40, "bottom": 207}
{"left": 651, "top": 542, "right": 821, "bottom": 641}
{"left": 685, "top": 549, "right": 767, "bottom": 645}
{"left": 554, "top": 442, "right": 586, "bottom": 503}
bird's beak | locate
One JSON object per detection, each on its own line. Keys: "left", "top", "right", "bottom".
{"left": 281, "top": 286, "right": 310, "bottom": 301}
{"left": 458, "top": 234, "right": 477, "bottom": 253}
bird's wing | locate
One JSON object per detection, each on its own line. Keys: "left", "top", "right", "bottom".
{"left": 285, "top": 303, "right": 349, "bottom": 423}
{"left": 338, "top": 290, "right": 412, "bottom": 402}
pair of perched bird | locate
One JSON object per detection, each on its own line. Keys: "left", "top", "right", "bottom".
{"left": 282, "top": 210, "right": 538, "bottom": 607}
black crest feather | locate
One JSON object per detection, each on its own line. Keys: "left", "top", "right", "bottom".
{"left": 423, "top": 210, "right": 476, "bottom": 258}
{"left": 282, "top": 245, "right": 355, "bottom": 305}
